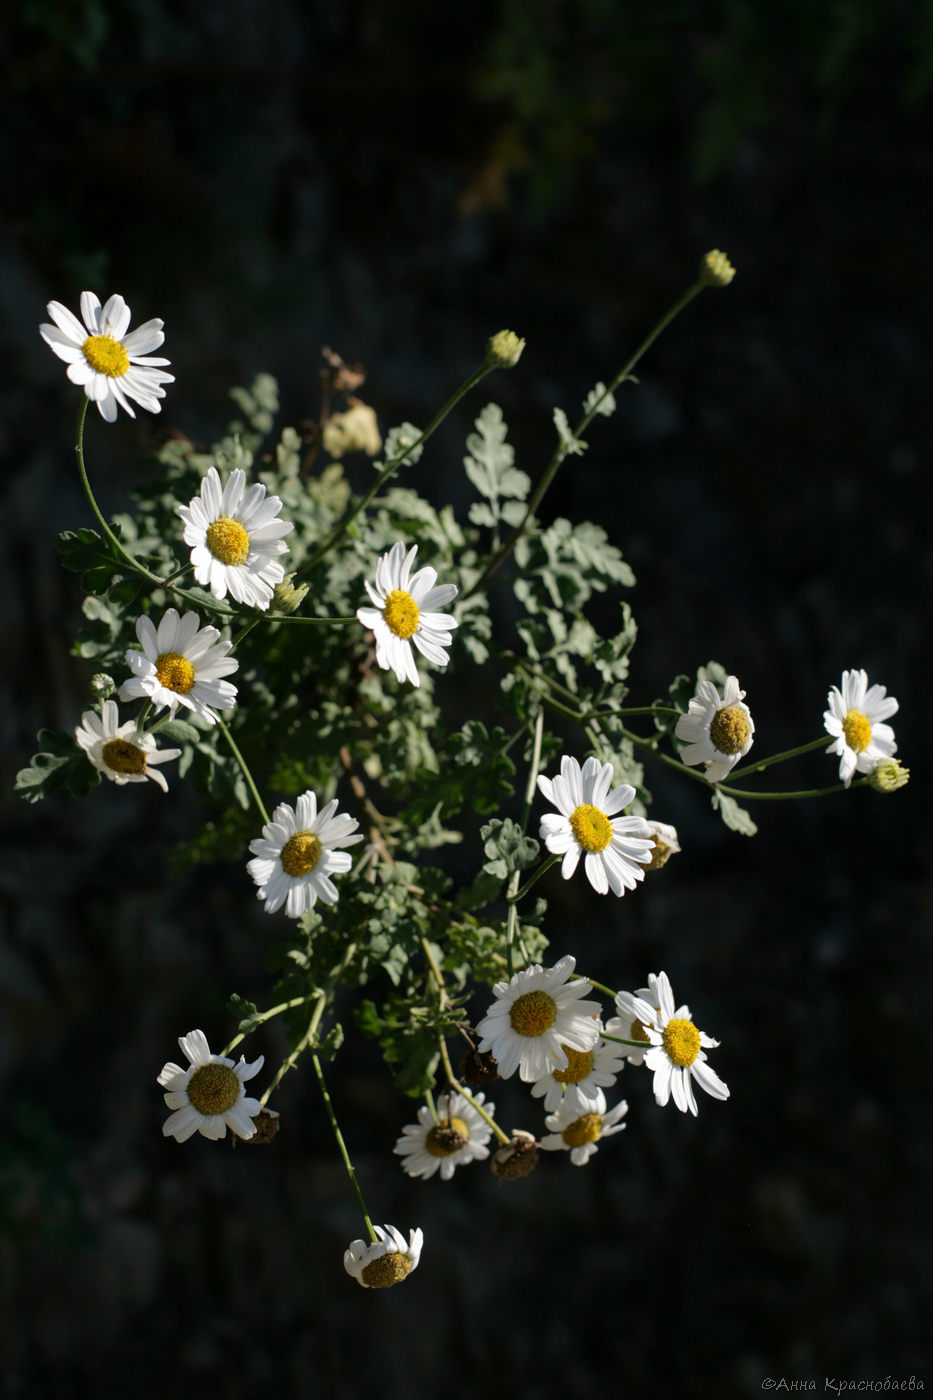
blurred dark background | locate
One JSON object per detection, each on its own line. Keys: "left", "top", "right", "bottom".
{"left": 1, "top": 2, "right": 931, "bottom": 1396}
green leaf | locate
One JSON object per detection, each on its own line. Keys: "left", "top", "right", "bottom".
{"left": 226, "top": 994, "right": 260, "bottom": 1032}
{"left": 383, "top": 422, "right": 424, "bottom": 467}
{"left": 15, "top": 729, "right": 99, "bottom": 803}
{"left": 480, "top": 818, "right": 540, "bottom": 880}
{"left": 583, "top": 381, "right": 616, "bottom": 418}
{"left": 156, "top": 718, "right": 201, "bottom": 744}
{"left": 711, "top": 790, "right": 758, "bottom": 836}
{"left": 553, "top": 407, "right": 587, "bottom": 455}
{"left": 57, "top": 527, "right": 133, "bottom": 594}
{"left": 463, "top": 403, "right": 530, "bottom": 533}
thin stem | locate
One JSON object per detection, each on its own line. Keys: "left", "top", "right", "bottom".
{"left": 259, "top": 993, "right": 327, "bottom": 1107}
{"left": 312, "top": 1052, "right": 377, "bottom": 1242}
{"left": 717, "top": 780, "right": 855, "bottom": 801}
{"left": 465, "top": 278, "right": 706, "bottom": 598}
{"left": 726, "top": 735, "right": 828, "bottom": 781}
{"left": 600, "top": 1031, "right": 655, "bottom": 1050}
{"left": 221, "top": 995, "right": 311, "bottom": 1057}
{"left": 216, "top": 716, "right": 269, "bottom": 823}
{"left": 231, "top": 616, "right": 263, "bottom": 652}
{"left": 582, "top": 975, "right": 617, "bottom": 1000}
{"left": 419, "top": 933, "right": 451, "bottom": 1012}
{"left": 436, "top": 1036, "right": 509, "bottom": 1145}
{"left": 74, "top": 397, "right": 163, "bottom": 586}
{"left": 300, "top": 360, "right": 493, "bottom": 576}
{"left": 506, "top": 707, "right": 546, "bottom": 972}
{"left": 508, "top": 853, "right": 560, "bottom": 904}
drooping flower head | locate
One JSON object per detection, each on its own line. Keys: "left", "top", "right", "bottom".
{"left": 118, "top": 608, "right": 238, "bottom": 726}
{"left": 40, "top": 291, "right": 173, "bottom": 422}
{"left": 537, "top": 755, "right": 653, "bottom": 897}
{"left": 178, "top": 467, "right": 293, "bottom": 610}
{"left": 824, "top": 668, "right": 898, "bottom": 789}
{"left": 644, "top": 820, "right": 681, "bottom": 870}
{"left": 157, "top": 1029, "right": 264, "bottom": 1142}
{"left": 75, "top": 700, "right": 181, "bottom": 793}
{"left": 356, "top": 541, "right": 458, "bottom": 687}
{"left": 344, "top": 1225, "right": 423, "bottom": 1289}
{"left": 528, "top": 1030, "right": 626, "bottom": 1113}
{"left": 674, "top": 674, "right": 754, "bottom": 783}
{"left": 475, "top": 954, "right": 601, "bottom": 1083}
{"left": 632, "top": 971, "right": 729, "bottom": 1117}
{"left": 394, "top": 1091, "right": 494, "bottom": 1181}
{"left": 540, "top": 1088, "right": 628, "bottom": 1166}
{"left": 247, "top": 790, "right": 363, "bottom": 918}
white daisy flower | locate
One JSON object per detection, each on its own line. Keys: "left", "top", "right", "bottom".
{"left": 356, "top": 540, "right": 458, "bottom": 687}
{"left": 394, "top": 1090, "right": 494, "bottom": 1181}
{"left": 118, "top": 608, "right": 238, "bottom": 726}
{"left": 604, "top": 975, "right": 665, "bottom": 1066}
{"left": 674, "top": 674, "right": 754, "bottom": 783}
{"left": 529, "top": 1029, "right": 627, "bottom": 1112}
{"left": 178, "top": 466, "right": 293, "bottom": 610}
{"left": 644, "top": 820, "right": 681, "bottom": 870}
{"left": 475, "top": 954, "right": 601, "bottom": 1083}
{"left": 39, "top": 291, "right": 173, "bottom": 422}
{"left": 824, "top": 667, "right": 898, "bottom": 789}
{"left": 344, "top": 1224, "right": 423, "bottom": 1290}
{"left": 633, "top": 971, "right": 729, "bottom": 1117}
{"left": 246, "top": 789, "right": 363, "bottom": 918}
{"left": 536, "top": 754, "right": 653, "bottom": 896}
{"left": 540, "top": 1088, "right": 628, "bottom": 1166}
{"left": 157, "top": 1029, "right": 264, "bottom": 1143}
{"left": 74, "top": 700, "right": 181, "bottom": 793}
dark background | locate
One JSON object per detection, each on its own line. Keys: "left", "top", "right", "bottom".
{"left": 1, "top": 2, "right": 930, "bottom": 1397}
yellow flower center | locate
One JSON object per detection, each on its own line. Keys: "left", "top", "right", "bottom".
{"left": 425, "top": 1116, "right": 469, "bottom": 1157}
{"left": 842, "top": 708, "right": 872, "bottom": 753}
{"left": 280, "top": 831, "right": 322, "bottom": 877}
{"left": 383, "top": 589, "right": 420, "bottom": 639}
{"left": 662, "top": 1017, "right": 701, "bottom": 1068}
{"left": 101, "top": 737, "right": 147, "bottom": 775}
{"left": 509, "top": 989, "right": 558, "bottom": 1037}
{"left": 708, "top": 704, "right": 751, "bottom": 755}
{"left": 186, "top": 1063, "right": 241, "bottom": 1116}
{"left": 562, "top": 1112, "right": 603, "bottom": 1148}
{"left": 155, "top": 652, "right": 195, "bottom": 694}
{"left": 628, "top": 1017, "right": 650, "bottom": 1044}
{"left": 552, "top": 1045, "right": 594, "bottom": 1085}
{"left": 569, "top": 803, "right": 612, "bottom": 853}
{"left": 646, "top": 838, "right": 671, "bottom": 871}
{"left": 361, "top": 1252, "right": 413, "bottom": 1288}
{"left": 82, "top": 333, "right": 129, "bottom": 378}
{"left": 206, "top": 516, "right": 251, "bottom": 566}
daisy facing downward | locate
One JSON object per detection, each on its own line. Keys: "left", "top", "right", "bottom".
{"left": 247, "top": 790, "right": 363, "bottom": 918}
{"left": 39, "top": 291, "right": 173, "bottom": 422}
{"left": 537, "top": 754, "right": 653, "bottom": 896}
{"left": 356, "top": 540, "right": 458, "bottom": 687}
{"left": 75, "top": 700, "right": 181, "bottom": 792}
{"left": 157, "top": 1029, "right": 264, "bottom": 1142}
{"left": 394, "top": 1091, "right": 494, "bottom": 1180}
{"left": 178, "top": 466, "right": 293, "bottom": 610}
{"left": 824, "top": 668, "right": 898, "bottom": 789}
{"left": 344, "top": 1225, "right": 423, "bottom": 1290}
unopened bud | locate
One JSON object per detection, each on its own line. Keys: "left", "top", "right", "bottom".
{"left": 485, "top": 330, "right": 526, "bottom": 369}
{"left": 491, "top": 1129, "right": 539, "bottom": 1181}
{"left": 272, "top": 573, "right": 310, "bottom": 615}
{"left": 90, "top": 673, "right": 116, "bottom": 699}
{"left": 699, "top": 249, "right": 735, "bottom": 287}
{"left": 868, "top": 758, "right": 909, "bottom": 792}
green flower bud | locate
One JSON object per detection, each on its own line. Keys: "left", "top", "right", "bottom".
{"left": 699, "top": 249, "right": 736, "bottom": 287}
{"left": 272, "top": 573, "right": 310, "bottom": 615}
{"left": 868, "top": 758, "right": 909, "bottom": 792}
{"left": 485, "top": 330, "right": 526, "bottom": 369}
{"left": 90, "top": 672, "right": 116, "bottom": 699}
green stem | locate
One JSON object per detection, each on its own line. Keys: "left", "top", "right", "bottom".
{"left": 299, "top": 360, "right": 493, "bottom": 576}
{"left": 221, "top": 995, "right": 311, "bottom": 1057}
{"left": 74, "top": 397, "right": 163, "bottom": 586}
{"left": 717, "top": 780, "right": 856, "bottom": 801}
{"left": 465, "top": 278, "right": 706, "bottom": 598}
{"left": 436, "top": 1036, "right": 509, "bottom": 1145}
{"left": 505, "top": 707, "right": 546, "bottom": 972}
{"left": 259, "top": 993, "right": 328, "bottom": 1107}
{"left": 231, "top": 616, "right": 263, "bottom": 652}
{"left": 419, "top": 933, "right": 451, "bottom": 1012}
{"left": 600, "top": 1031, "right": 655, "bottom": 1050}
{"left": 508, "top": 853, "right": 560, "bottom": 904}
{"left": 726, "top": 735, "right": 828, "bottom": 781}
{"left": 312, "top": 1052, "right": 377, "bottom": 1242}
{"left": 216, "top": 716, "right": 269, "bottom": 824}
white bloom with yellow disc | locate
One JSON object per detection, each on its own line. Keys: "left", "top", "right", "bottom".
{"left": 824, "top": 667, "right": 898, "bottom": 788}
{"left": 604, "top": 975, "right": 665, "bottom": 1066}
{"left": 540, "top": 1087, "right": 628, "bottom": 1166}
{"left": 356, "top": 540, "right": 458, "bottom": 687}
{"left": 247, "top": 789, "right": 363, "bottom": 918}
{"left": 178, "top": 466, "right": 293, "bottom": 610}
{"left": 674, "top": 674, "right": 755, "bottom": 783}
{"left": 475, "top": 954, "right": 601, "bottom": 1082}
{"left": 39, "top": 291, "right": 173, "bottom": 422}
{"left": 158, "top": 1029, "right": 264, "bottom": 1142}
{"left": 75, "top": 700, "right": 181, "bottom": 793}
{"left": 394, "top": 1090, "right": 494, "bottom": 1181}
{"left": 528, "top": 1029, "right": 626, "bottom": 1112}
{"left": 344, "top": 1225, "right": 423, "bottom": 1289}
{"left": 537, "top": 754, "right": 653, "bottom": 896}
{"left": 119, "top": 607, "right": 238, "bottom": 726}
{"left": 633, "top": 971, "right": 729, "bottom": 1117}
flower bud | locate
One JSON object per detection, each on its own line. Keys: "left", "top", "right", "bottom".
{"left": 699, "top": 249, "right": 735, "bottom": 287}
{"left": 272, "top": 573, "right": 310, "bottom": 615}
{"left": 485, "top": 330, "right": 526, "bottom": 369}
{"left": 90, "top": 672, "right": 116, "bottom": 699}
{"left": 868, "top": 758, "right": 909, "bottom": 792}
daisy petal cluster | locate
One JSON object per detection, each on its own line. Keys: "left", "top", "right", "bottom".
{"left": 158, "top": 1029, "right": 264, "bottom": 1142}
{"left": 540, "top": 1088, "right": 628, "bottom": 1166}
{"left": 537, "top": 755, "right": 653, "bottom": 897}
{"left": 475, "top": 954, "right": 601, "bottom": 1082}
{"left": 178, "top": 466, "right": 293, "bottom": 610}
{"left": 357, "top": 541, "right": 458, "bottom": 687}
{"left": 344, "top": 1225, "right": 423, "bottom": 1289}
{"left": 632, "top": 971, "right": 729, "bottom": 1117}
{"left": 528, "top": 1030, "right": 626, "bottom": 1112}
{"left": 40, "top": 291, "right": 173, "bottom": 421}
{"left": 675, "top": 674, "right": 754, "bottom": 783}
{"left": 394, "top": 1090, "right": 494, "bottom": 1180}
{"left": 75, "top": 700, "right": 181, "bottom": 792}
{"left": 247, "top": 790, "right": 363, "bottom": 917}
{"left": 604, "top": 976, "right": 663, "bottom": 1066}
{"left": 119, "top": 608, "right": 238, "bottom": 726}
{"left": 824, "top": 668, "right": 898, "bottom": 788}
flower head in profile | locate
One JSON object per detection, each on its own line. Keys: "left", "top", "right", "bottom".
{"left": 344, "top": 1225, "right": 423, "bottom": 1289}
{"left": 537, "top": 754, "right": 653, "bottom": 896}
{"left": 247, "top": 790, "right": 363, "bottom": 918}
{"left": 644, "top": 820, "right": 681, "bottom": 870}
{"left": 356, "top": 541, "right": 458, "bottom": 687}
{"left": 118, "top": 608, "right": 238, "bottom": 726}
{"left": 540, "top": 1088, "right": 628, "bottom": 1166}
{"left": 394, "top": 1091, "right": 494, "bottom": 1181}
{"left": 632, "top": 971, "right": 729, "bottom": 1117}
{"left": 178, "top": 467, "right": 293, "bottom": 610}
{"left": 824, "top": 668, "right": 898, "bottom": 789}
{"left": 604, "top": 975, "right": 664, "bottom": 1067}
{"left": 157, "top": 1029, "right": 264, "bottom": 1142}
{"left": 528, "top": 1030, "right": 626, "bottom": 1113}
{"left": 674, "top": 674, "right": 754, "bottom": 783}
{"left": 39, "top": 291, "right": 173, "bottom": 422}
{"left": 75, "top": 700, "right": 181, "bottom": 793}
{"left": 475, "top": 954, "right": 601, "bottom": 1083}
